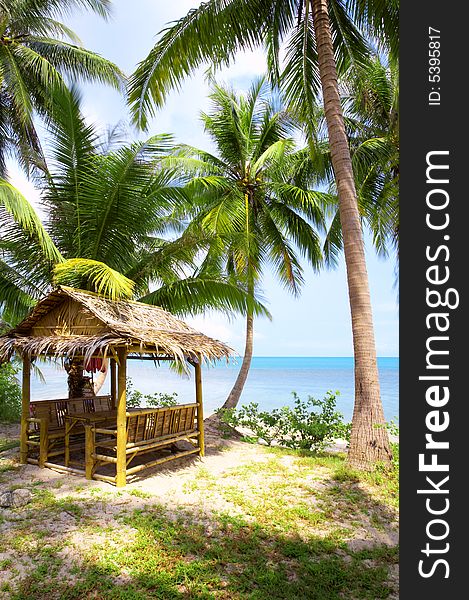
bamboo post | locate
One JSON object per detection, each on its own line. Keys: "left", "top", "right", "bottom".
{"left": 85, "top": 425, "right": 95, "bottom": 480}
{"left": 194, "top": 357, "right": 204, "bottom": 457}
{"left": 116, "top": 347, "right": 127, "bottom": 487}
{"left": 110, "top": 358, "right": 116, "bottom": 409}
{"left": 38, "top": 419, "right": 48, "bottom": 468}
{"left": 20, "top": 355, "right": 31, "bottom": 464}
{"left": 64, "top": 418, "right": 71, "bottom": 467}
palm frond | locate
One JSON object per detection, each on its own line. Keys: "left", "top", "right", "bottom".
{"left": 52, "top": 258, "right": 135, "bottom": 300}
{"left": 257, "top": 206, "right": 304, "bottom": 295}
{"left": 0, "top": 270, "right": 35, "bottom": 326}
{"left": 252, "top": 138, "right": 292, "bottom": 174}
{"left": 323, "top": 209, "right": 344, "bottom": 268}
{"left": 10, "top": 42, "right": 67, "bottom": 93}
{"left": 128, "top": 0, "right": 272, "bottom": 128}
{"left": 139, "top": 277, "right": 271, "bottom": 319}
{"left": 16, "top": 0, "right": 112, "bottom": 22}
{"left": 269, "top": 182, "right": 330, "bottom": 229}
{"left": 265, "top": 0, "right": 298, "bottom": 83}
{"left": 0, "top": 45, "right": 34, "bottom": 125}
{"left": 346, "top": 0, "right": 399, "bottom": 61}
{"left": 268, "top": 200, "right": 323, "bottom": 270}
{"left": 24, "top": 16, "right": 82, "bottom": 43}
{"left": 27, "top": 38, "right": 125, "bottom": 91}
{"left": 0, "top": 178, "right": 62, "bottom": 263}
{"left": 280, "top": 5, "right": 321, "bottom": 146}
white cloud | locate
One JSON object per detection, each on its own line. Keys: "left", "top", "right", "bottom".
{"left": 186, "top": 314, "right": 245, "bottom": 353}
{"left": 219, "top": 50, "right": 267, "bottom": 80}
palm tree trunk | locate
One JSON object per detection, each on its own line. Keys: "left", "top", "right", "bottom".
{"left": 310, "top": 0, "right": 392, "bottom": 469}
{"left": 65, "top": 358, "right": 88, "bottom": 398}
{"left": 221, "top": 310, "right": 254, "bottom": 410}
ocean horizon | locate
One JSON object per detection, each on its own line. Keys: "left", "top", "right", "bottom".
{"left": 30, "top": 356, "right": 399, "bottom": 423}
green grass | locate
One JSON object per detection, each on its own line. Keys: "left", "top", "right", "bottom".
{"left": 0, "top": 444, "right": 399, "bottom": 599}
{"left": 0, "top": 462, "right": 16, "bottom": 474}
{"left": 8, "top": 505, "right": 397, "bottom": 600}
{"left": 0, "top": 437, "right": 20, "bottom": 478}
{"left": 29, "top": 489, "right": 88, "bottom": 520}
{"left": 127, "top": 488, "right": 154, "bottom": 500}
{"left": 0, "top": 438, "right": 20, "bottom": 453}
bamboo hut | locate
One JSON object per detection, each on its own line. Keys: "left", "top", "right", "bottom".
{"left": 0, "top": 286, "right": 232, "bottom": 486}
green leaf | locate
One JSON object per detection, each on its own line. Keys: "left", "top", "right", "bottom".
{"left": 0, "top": 178, "right": 62, "bottom": 264}
{"left": 128, "top": 0, "right": 273, "bottom": 127}
{"left": 140, "top": 277, "right": 271, "bottom": 319}
{"left": 52, "top": 259, "right": 135, "bottom": 300}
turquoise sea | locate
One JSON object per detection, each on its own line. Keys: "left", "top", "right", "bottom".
{"left": 30, "top": 356, "right": 399, "bottom": 423}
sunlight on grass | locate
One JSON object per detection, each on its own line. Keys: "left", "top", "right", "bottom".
{"left": 0, "top": 438, "right": 20, "bottom": 453}
{"left": 0, "top": 444, "right": 399, "bottom": 599}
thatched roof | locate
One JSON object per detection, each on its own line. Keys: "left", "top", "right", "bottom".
{"left": 0, "top": 286, "right": 233, "bottom": 364}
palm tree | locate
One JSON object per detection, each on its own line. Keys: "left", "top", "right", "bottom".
{"left": 0, "top": 86, "right": 269, "bottom": 397}
{"left": 1, "top": 86, "right": 269, "bottom": 318}
{"left": 168, "top": 80, "right": 327, "bottom": 410}
{"left": 0, "top": 0, "right": 124, "bottom": 175}
{"left": 128, "top": 0, "right": 398, "bottom": 469}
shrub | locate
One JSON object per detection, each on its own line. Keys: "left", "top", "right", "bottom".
{"left": 220, "top": 391, "right": 351, "bottom": 452}
{"left": 218, "top": 404, "right": 285, "bottom": 445}
{"left": 126, "top": 377, "right": 178, "bottom": 409}
{"left": 278, "top": 392, "right": 351, "bottom": 451}
{"left": 0, "top": 362, "right": 22, "bottom": 423}
{"left": 384, "top": 418, "right": 399, "bottom": 470}
{"left": 384, "top": 417, "right": 399, "bottom": 438}
{"left": 373, "top": 417, "right": 399, "bottom": 469}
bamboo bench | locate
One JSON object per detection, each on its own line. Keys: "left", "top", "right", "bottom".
{"left": 85, "top": 403, "right": 201, "bottom": 484}
{"left": 26, "top": 395, "right": 112, "bottom": 467}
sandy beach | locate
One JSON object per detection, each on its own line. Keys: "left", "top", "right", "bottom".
{"left": 1, "top": 420, "right": 398, "bottom": 599}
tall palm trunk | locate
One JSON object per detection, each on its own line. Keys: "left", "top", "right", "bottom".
{"left": 222, "top": 310, "right": 254, "bottom": 410}
{"left": 222, "top": 271, "right": 255, "bottom": 410}
{"left": 310, "top": 0, "right": 392, "bottom": 468}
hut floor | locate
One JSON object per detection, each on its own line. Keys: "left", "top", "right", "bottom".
{"left": 38, "top": 439, "right": 198, "bottom": 483}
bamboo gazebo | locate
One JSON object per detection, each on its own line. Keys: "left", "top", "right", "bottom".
{"left": 0, "top": 286, "right": 232, "bottom": 486}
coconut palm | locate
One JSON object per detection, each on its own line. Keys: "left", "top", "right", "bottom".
{"left": 168, "top": 80, "right": 328, "bottom": 410}
{"left": 128, "top": 0, "right": 399, "bottom": 468}
{"left": 0, "top": 86, "right": 269, "bottom": 327}
{"left": 0, "top": 0, "right": 124, "bottom": 175}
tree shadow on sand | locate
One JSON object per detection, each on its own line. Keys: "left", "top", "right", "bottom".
{"left": 10, "top": 489, "right": 398, "bottom": 600}
{"left": 3, "top": 425, "right": 398, "bottom": 600}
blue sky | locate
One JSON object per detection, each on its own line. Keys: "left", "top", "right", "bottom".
{"left": 10, "top": 0, "right": 398, "bottom": 357}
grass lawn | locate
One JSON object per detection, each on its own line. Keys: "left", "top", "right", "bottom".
{"left": 0, "top": 428, "right": 398, "bottom": 599}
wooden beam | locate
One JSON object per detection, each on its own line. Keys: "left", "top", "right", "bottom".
{"left": 85, "top": 425, "right": 95, "bottom": 480}
{"left": 20, "top": 355, "right": 31, "bottom": 464}
{"left": 42, "top": 462, "right": 86, "bottom": 477}
{"left": 194, "top": 357, "right": 204, "bottom": 457}
{"left": 125, "top": 403, "right": 197, "bottom": 418}
{"left": 38, "top": 419, "right": 48, "bottom": 468}
{"left": 125, "top": 448, "right": 200, "bottom": 476}
{"left": 110, "top": 358, "right": 116, "bottom": 409}
{"left": 116, "top": 347, "right": 127, "bottom": 487}
{"left": 92, "top": 472, "right": 116, "bottom": 484}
